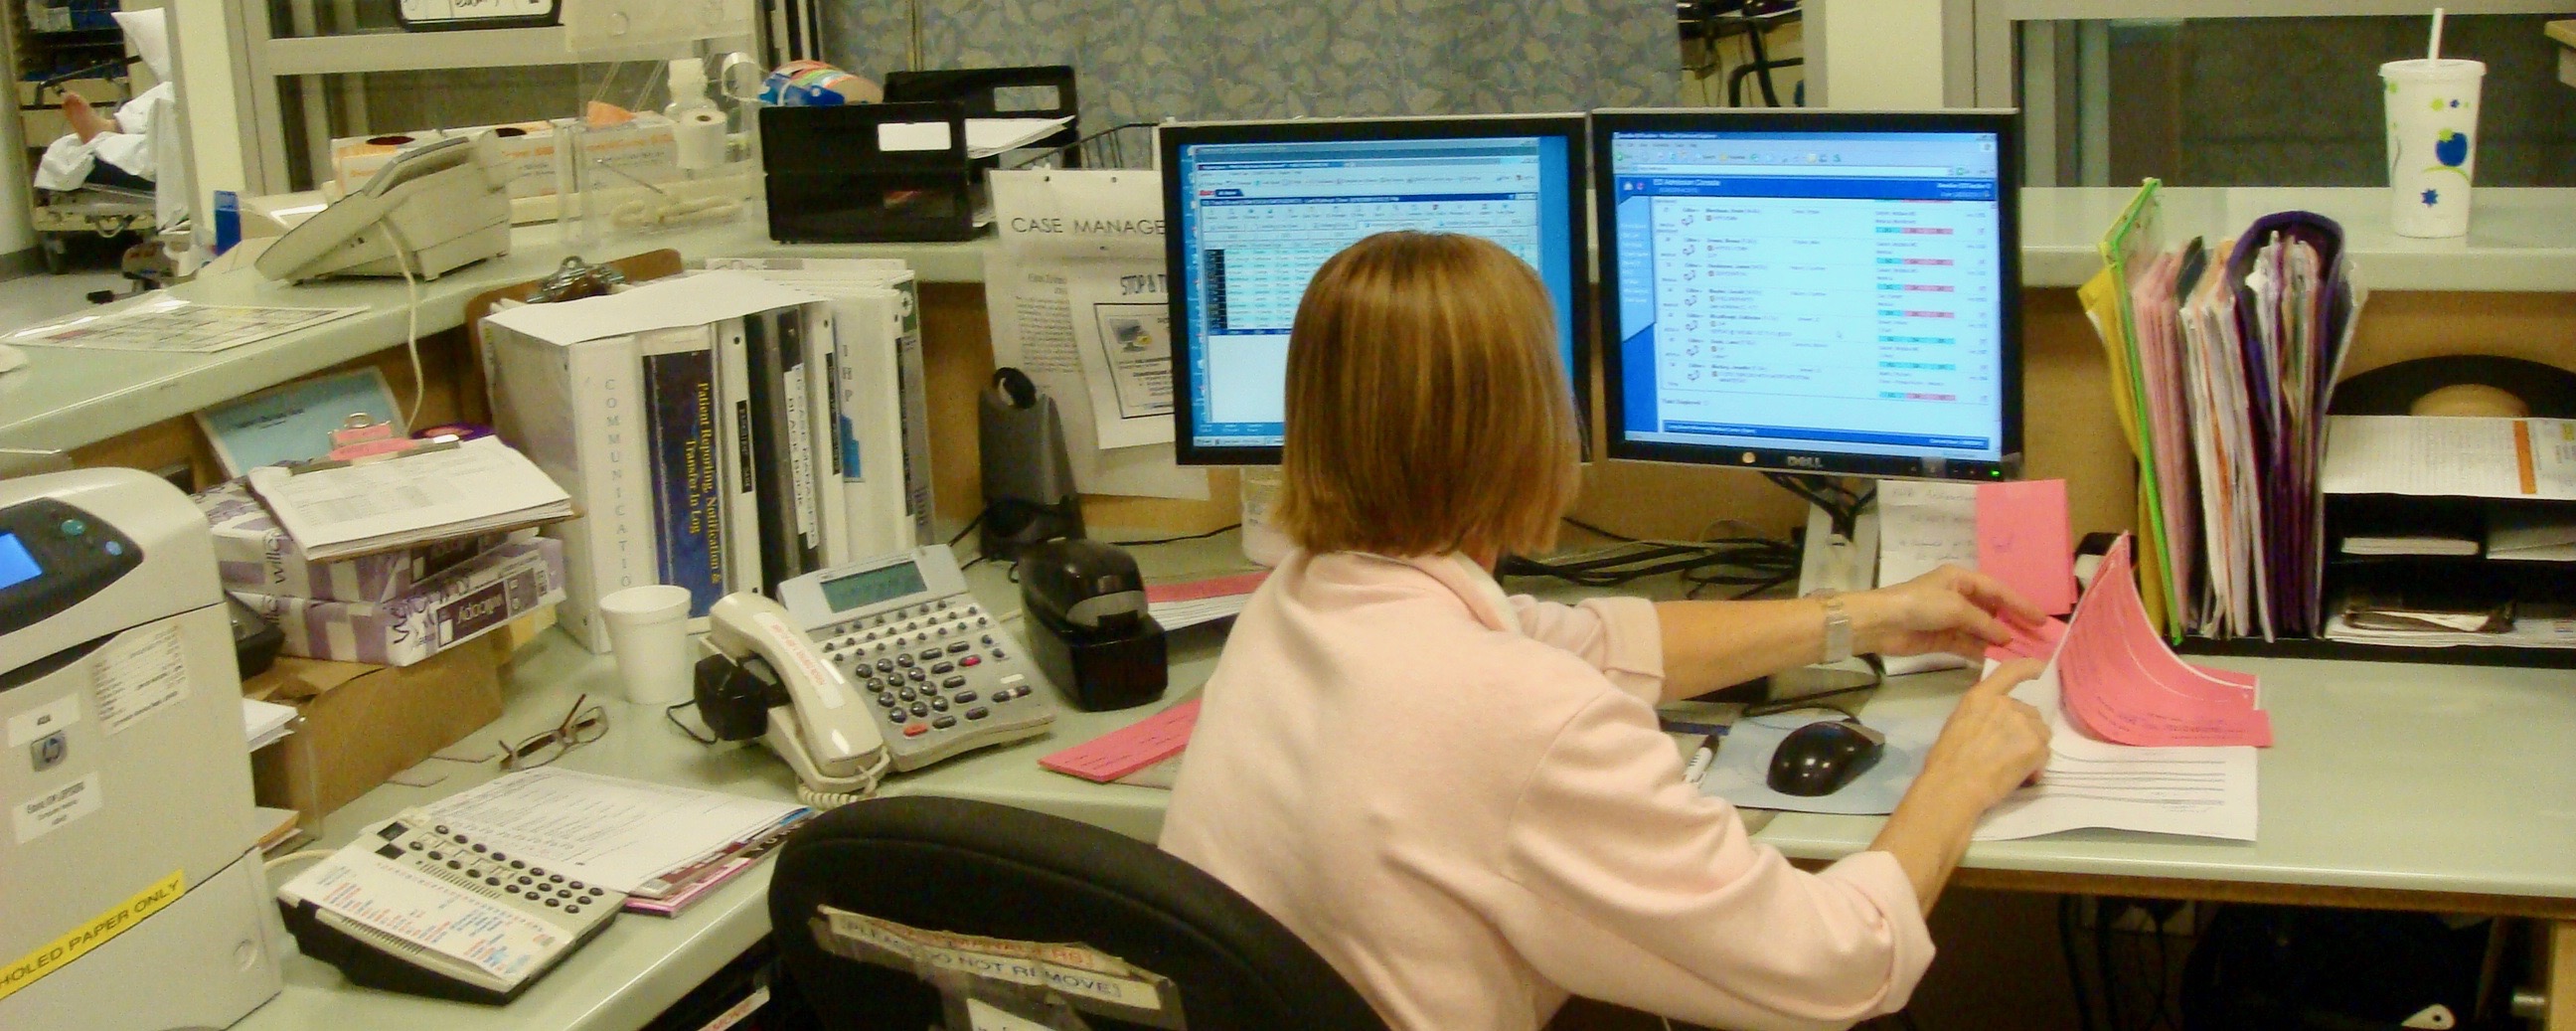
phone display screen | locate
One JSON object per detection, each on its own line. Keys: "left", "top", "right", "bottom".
{"left": 820, "top": 561, "right": 928, "bottom": 612}
{"left": 0, "top": 533, "right": 40, "bottom": 592}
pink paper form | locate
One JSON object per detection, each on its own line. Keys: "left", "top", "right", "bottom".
{"left": 2053, "top": 535, "right": 2271, "bottom": 747}
{"left": 1039, "top": 698, "right": 1202, "bottom": 782}
{"left": 1977, "top": 479, "right": 2079, "bottom": 614}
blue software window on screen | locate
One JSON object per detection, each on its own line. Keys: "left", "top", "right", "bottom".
{"left": 0, "top": 532, "right": 41, "bottom": 592}
{"left": 1175, "top": 134, "right": 1576, "bottom": 450}
{"left": 1608, "top": 130, "right": 2009, "bottom": 466}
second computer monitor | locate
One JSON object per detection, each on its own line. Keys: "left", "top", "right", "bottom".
{"left": 1593, "top": 109, "right": 2021, "bottom": 481}
{"left": 1161, "top": 114, "right": 1589, "bottom": 465}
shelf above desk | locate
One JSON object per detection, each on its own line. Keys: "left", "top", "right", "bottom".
{"left": 2019, "top": 187, "right": 2576, "bottom": 292}
{"left": 0, "top": 222, "right": 984, "bottom": 454}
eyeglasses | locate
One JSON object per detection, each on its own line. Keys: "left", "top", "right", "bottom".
{"left": 499, "top": 694, "right": 609, "bottom": 771}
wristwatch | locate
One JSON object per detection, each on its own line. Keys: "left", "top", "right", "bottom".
{"left": 1809, "top": 590, "right": 1854, "bottom": 663}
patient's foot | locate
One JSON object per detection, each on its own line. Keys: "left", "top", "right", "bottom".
{"left": 63, "top": 93, "right": 111, "bottom": 142}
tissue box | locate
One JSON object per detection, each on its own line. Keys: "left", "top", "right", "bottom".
{"left": 193, "top": 478, "right": 505, "bottom": 602}
{"left": 236, "top": 538, "right": 566, "bottom": 665}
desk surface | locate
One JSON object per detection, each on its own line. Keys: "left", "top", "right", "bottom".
{"left": 0, "top": 223, "right": 983, "bottom": 454}
{"left": 232, "top": 542, "right": 2576, "bottom": 1031}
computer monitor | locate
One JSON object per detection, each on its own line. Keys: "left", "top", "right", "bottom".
{"left": 1593, "top": 109, "right": 2022, "bottom": 482}
{"left": 1161, "top": 115, "right": 1590, "bottom": 465}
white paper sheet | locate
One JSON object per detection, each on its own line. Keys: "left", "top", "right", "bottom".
{"left": 244, "top": 436, "right": 573, "bottom": 559}
{"left": 1972, "top": 663, "right": 2258, "bottom": 842}
{"left": 2322, "top": 416, "right": 2576, "bottom": 501}
{"left": 417, "top": 768, "right": 807, "bottom": 895}
{"left": 1067, "top": 278, "right": 1175, "bottom": 448}
{"left": 1876, "top": 481, "right": 1979, "bottom": 588}
{"left": 4, "top": 296, "right": 364, "bottom": 353}
{"left": 987, "top": 171, "right": 1207, "bottom": 500}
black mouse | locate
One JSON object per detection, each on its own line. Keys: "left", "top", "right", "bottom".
{"left": 1767, "top": 719, "right": 1886, "bottom": 796}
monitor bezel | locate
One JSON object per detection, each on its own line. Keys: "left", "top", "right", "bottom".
{"left": 1160, "top": 113, "right": 1594, "bottom": 467}
{"left": 1590, "top": 107, "right": 2024, "bottom": 483}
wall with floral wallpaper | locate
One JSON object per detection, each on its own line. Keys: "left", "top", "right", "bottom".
{"left": 823, "top": 0, "right": 1674, "bottom": 148}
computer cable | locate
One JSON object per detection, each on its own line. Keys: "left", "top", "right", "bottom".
{"left": 1110, "top": 523, "right": 1241, "bottom": 547}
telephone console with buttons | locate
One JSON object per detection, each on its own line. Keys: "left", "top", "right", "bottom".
{"left": 273, "top": 811, "right": 623, "bottom": 1003}
{"left": 773, "top": 544, "right": 1060, "bottom": 772}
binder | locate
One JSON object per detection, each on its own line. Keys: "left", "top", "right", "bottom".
{"left": 638, "top": 325, "right": 722, "bottom": 616}
{"left": 713, "top": 317, "right": 763, "bottom": 595}
{"left": 745, "top": 310, "right": 820, "bottom": 594}
{"left": 804, "top": 308, "right": 852, "bottom": 567}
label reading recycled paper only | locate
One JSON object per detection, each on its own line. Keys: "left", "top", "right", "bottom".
{"left": 91, "top": 622, "right": 191, "bottom": 735}
{"left": 815, "top": 907, "right": 1183, "bottom": 1027}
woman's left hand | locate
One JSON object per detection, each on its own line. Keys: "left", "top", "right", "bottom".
{"left": 1848, "top": 565, "right": 2047, "bottom": 660}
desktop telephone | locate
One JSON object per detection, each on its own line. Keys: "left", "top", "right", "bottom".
{"left": 694, "top": 545, "right": 1059, "bottom": 804}
{"left": 255, "top": 131, "right": 515, "bottom": 282}
{"left": 273, "top": 810, "right": 624, "bottom": 1004}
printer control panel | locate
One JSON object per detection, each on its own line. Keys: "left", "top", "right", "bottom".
{"left": 0, "top": 497, "right": 141, "bottom": 638}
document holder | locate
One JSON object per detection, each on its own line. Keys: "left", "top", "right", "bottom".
{"left": 884, "top": 65, "right": 1081, "bottom": 163}
{"left": 758, "top": 101, "right": 982, "bottom": 244}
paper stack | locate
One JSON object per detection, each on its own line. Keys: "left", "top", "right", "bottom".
{"left": 244, "top": 437, "right": 574, "bottom": 562}
{"left": 415, "top": 768, "right": 812, "bottom": 917}
{"left": 2082, "top": 181, "right": 2365, "bottom": 641}
{"left": 1975, "top": 533, "right": 2265, "bottom": 841}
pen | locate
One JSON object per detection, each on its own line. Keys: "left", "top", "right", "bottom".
{"left": 1683, "top": 746, "right": 1714, "bottom": 785}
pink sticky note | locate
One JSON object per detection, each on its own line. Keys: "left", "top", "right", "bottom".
{"left": 1976, "top": 479, "right": 2077, "bottom": 615}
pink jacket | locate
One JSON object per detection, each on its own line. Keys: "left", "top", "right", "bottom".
{"left": 1159, "top": 550, "right": 1934, "bottom": 1031}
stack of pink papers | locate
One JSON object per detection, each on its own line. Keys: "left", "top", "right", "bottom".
{"left": 2041, "top": 535, "right": 2271, "bottom": 748}
{"left": 1039, "top": 698, "right": 1202, "bottom": 782}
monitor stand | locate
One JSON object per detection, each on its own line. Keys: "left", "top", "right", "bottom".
{"left": 1770, "top": 492, "right": 1883, "bottom": 703}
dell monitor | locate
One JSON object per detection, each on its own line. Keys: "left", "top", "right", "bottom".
{"left": 1593, "top": 109, "right": 2021, "bottom": 483}
{"left": 1162, "top": 115, "right": 1590, "bottom": 464}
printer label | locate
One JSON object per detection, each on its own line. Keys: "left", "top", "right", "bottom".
{"left": 0, "top": 868, "right": 183, "bottom": 1003}
{"left": 5, "top": 694, "right": 80, "bottom": 749}
{"left": 90, "top": 622, "right": 191, "bottom": 736}
{"left": 12, "top": 772, "right": 100, "bottom": 844}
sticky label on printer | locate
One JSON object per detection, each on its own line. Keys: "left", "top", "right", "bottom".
{"left": 6, "top": 694, "right": 80, "bottom": 749}
{"left": 0, "top": 869, "right": 182, "bottom": 1002}
{"left": 13, "top": 772, "right": 101, "bottom": 844}
{"left": 90, "top": 622, "right": 191, "bottom": 736}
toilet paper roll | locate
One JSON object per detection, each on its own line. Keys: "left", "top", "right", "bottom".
{"left": 675, "top": 109, "right": 727, "bottom": 170}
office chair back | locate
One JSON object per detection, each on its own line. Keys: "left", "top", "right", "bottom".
{"left": 767, "top": 795, "right": 1390, "bottom": 1031}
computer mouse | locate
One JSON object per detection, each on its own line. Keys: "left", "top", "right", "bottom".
{"left": 1766, "top": 719, "right": 1886, "bottom": 796}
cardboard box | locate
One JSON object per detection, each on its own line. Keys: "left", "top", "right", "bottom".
{"left": 331, "top": 116, "right": 679, "bottom": 202}
{"left": 244, "top": 635, "right": 505, "bottom": 821}
{"left": 193, "top": 478, "right": 508, "bottom": 602}
{"left": 237, "top": 538, "right": 566, "bottom": 666}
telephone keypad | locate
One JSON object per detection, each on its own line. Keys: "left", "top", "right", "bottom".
{"left": 786, "top": 561, "right": 1062, "bottom": 773}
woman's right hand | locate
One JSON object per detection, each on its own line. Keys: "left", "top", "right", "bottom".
{"left": 1915, "top": 659, "right": 2052, "bottom": 811}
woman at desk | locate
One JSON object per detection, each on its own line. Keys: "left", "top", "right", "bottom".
{"left": 1160, "top": 232, "right": 2053, "bottom": 1031}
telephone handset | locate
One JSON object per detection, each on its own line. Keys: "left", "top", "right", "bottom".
{"left": 695, "top": 545, "right": 1060, "bottom": 801}
{"left": 698, "top": 593, "right": 892, "bottom": 806}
